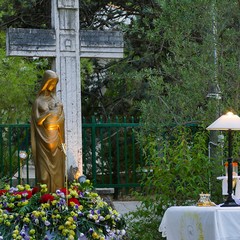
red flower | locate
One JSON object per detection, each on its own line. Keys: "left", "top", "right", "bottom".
{"left": 5, "top": 207, "right": 12, "bottom": 212}
{"left": 32, "top": 187, "right": 39, "bottom": 195}
{"left": 0, "top": 190, "right": 7, "bottom": 196}
{"left": 25, "top": 190, "right": 32, "bottom": 199}
{"left": 68, "top": 198, "right": 80, "bottom": 206}
{"left": 40, "top": 194, "right": 55, "bottom": 203}
{"left": 60, "top": 188, "right": 69, "bottom": 196}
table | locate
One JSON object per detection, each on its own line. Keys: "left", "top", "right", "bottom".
{"left": 159, "top": 206, "right": 240, "bottom": 240}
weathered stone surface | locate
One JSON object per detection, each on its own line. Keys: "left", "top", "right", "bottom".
{"left": 7, "top": 29, "right": 123, "bottom": 58}
{"left": 7, "top": 28, "right": 56, "bottom": 56}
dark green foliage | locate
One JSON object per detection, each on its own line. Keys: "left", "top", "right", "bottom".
{"left": 0, "top": 0, "right": 51, "bottom": 29}
{"left": 0, "top": 32, "right": 47, "bottom": 123}
{"left": 126, "top": 127, "right": 223, "bottom": 240}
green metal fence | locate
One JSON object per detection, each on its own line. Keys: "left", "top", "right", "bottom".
{"left": 0, "top": 117, "right": 143, "bottom": 195}
{"left": 83, "top": 116, "right": 143, "bottom": 197}
{"left": 0, "top": 123, "right": 31, "bottom": 186}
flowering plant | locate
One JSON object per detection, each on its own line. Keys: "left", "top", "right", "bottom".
{"left": 0, "top": 180, "right": 126, "bottom": 240}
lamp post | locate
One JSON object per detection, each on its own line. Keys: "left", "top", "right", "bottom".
{"left": 19, "top": 151, "right": 28, "bottom": 185}
{"left": 207, "top": 111, "right": 240, "bottom": 207}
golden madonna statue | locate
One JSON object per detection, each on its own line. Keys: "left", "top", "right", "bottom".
{"left": 31, "top": 70, "right": 65, "bottom": 193}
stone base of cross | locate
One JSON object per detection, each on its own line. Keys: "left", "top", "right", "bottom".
{"left": 6, "top": 0, "right": 124, "bottom": 178}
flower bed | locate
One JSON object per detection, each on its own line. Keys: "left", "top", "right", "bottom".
{"left": 0, "top": 180, "right": 126, "bottom": 240}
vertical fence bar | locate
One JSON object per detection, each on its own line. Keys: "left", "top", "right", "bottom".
{"left": 8, "top": 126, "right": 12, "bottom": 185}
{"left": 107, "top": 117, "right": 112, "bottom": 184}
{"left": 132, "top": 117, "right": 136, "bottom": 186}
{"left": 17, "top": 126, "right": 21, "bottom": 185}
{"left": 139, "top": 118, "right": 143, "bottom": 169}
{"left": 116, "top": 116, "right": 120, "bottom": 191}
{"left": 99, "top": 116, "right": 104, "bottom": 184}
{"left": 123, "top": 117, "right": 129, "bottom": 193}
{"left": 116, "top": 117, "right": 120, "bottom": 184}
{"left": 26, "top": 126, "right": 30, "bottom": 184}
{"left": 21, "top": 125, "right": 30, "bottom": 184}
{"left": 91, "top": 116, "right": 97, "bottom": 186}
{"left": 82, "top": 117, "right": 87, "bottom": 175}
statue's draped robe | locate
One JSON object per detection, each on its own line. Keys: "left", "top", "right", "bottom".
{"left": 31, "top": 72, "right": 65, "bottom": 193}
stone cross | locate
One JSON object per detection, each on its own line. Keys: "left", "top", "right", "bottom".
{"left": 6, "top": 0, "right": 124, "bottom": 177}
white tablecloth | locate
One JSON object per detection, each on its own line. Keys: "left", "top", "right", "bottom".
{"left": 217, "top": 176, "right": 240, "bottom": 198}
{"left": 159, "top": 206, "right": 240, "bottom": 240}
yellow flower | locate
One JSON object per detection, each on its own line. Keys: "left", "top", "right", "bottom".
{"left": 62, "top": 229, "right": 69, "bottom": 236}
{"left": 70, "top": 211, "right": 77, "bottom": 217}
{"left": 5, "top": 221, "right": 11, "bottom": 226}
{"left": 65, "top": 221, "right": 72, "bottom": 226}
{"left": 40, "top": 211, "right": 46, "bottom": 216}
{"left": 8, "top": 203, "right": 14, "bottom": 208}
{"left": 90, "top": 192, "right": 98, "bottom": 197}
{"left": 15, "top": 194, "right": 22, "bottom": 199}
{"left": 25, "top": 184, "right": 31, "bottom": 190}
{"left": 13, "top": 230, "right": 19, "bottom": 235}
{"left": 42, "top": 203, "right": 50, "bottom": 209}
{"left": 21, "top": 200, "right": 29, "bottom": 206}
{"left": 69, "top": 189, "right": 78, "bottom": 196}
{"left": 70, "top": 224, "right": 76, "bottom": 230}
{"left": 69, "top": 230, "right": 75, "bottom": 236}
{"left": 12, "top": 234, "right": 17, "bottom": 239}
{"left": 92, "top": 232, "right": 99, "bottom": 239}
{"left": 32, "top": 211, "right": 40, "bottom": 217}
{"left": 58, "top": 225, "right": 64, "bottom": 230}
{"left": 40, "top": 184, "right": 47, "bottom": 189}
{"left": 40, "top": 184, "right": 48, "bottom": 193}
{"left": 97, "top": 202, "right": 105, "bottom": 208}
{"left": 17, "top": 185, "right": 24, "bottom": 191}
{"left": 113, "top": 210, "right": 118, "bottom": 215}
{"left": 23, "top": 217, "right": 30, "bottom": 223}
{"left": 29, "top": 229, "right": 35, "bottom": 235}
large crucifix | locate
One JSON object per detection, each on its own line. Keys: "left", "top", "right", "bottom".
{"left": 6, "top": 0, "right": 124, "bottom": 177}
